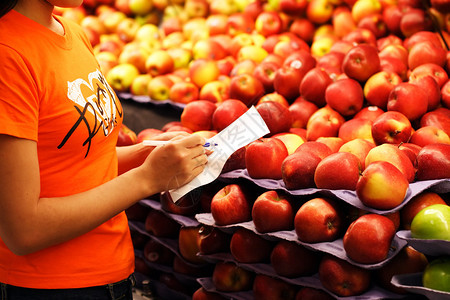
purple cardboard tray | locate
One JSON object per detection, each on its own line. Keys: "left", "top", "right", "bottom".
{"left": 396, "top": 230, "right": 450, "bottom": 257}
{"left": 391, "top": 273, "right": 450, "bottom": 300}
{"left": 220, "top": 169, "right": 450, "bottom": 215}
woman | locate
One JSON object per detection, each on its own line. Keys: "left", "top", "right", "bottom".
{"left": 0, "top": 1, "right": 208, "bottom": 299}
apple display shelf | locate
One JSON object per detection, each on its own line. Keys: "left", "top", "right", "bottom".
{"left": 125, "top": 173, "right": 450, "bottom": 300}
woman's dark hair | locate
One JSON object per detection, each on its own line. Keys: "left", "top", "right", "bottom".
{"left": 0, "top": 0, "right": 18, "bottom": 18}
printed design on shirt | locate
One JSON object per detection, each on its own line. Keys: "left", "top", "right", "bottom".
{"left": 58, "top": 69, "right": 122, "bottom": 158}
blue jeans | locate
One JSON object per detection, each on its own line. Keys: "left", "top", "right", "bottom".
{"left": 0, "top": 275, "right": 135, "bottom": 300}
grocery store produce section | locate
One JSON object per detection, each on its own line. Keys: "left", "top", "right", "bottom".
{"left": 57, "top": 0, "right": 450, "bottom": 298}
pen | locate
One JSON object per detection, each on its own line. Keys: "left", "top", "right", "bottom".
{"left": 142, "top": 140, "right": 218, "bottom": 148}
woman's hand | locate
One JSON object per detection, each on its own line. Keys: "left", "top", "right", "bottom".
{"left": 139, "top": 133, "right": 209, "bottom": 194}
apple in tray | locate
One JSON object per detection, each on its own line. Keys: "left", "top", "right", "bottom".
{"left": 252, "top": 190, "right": 294, "bottom": 233}
{"left": 319, "top": 255, "right": 371, "bottom": 297}
{"left": 245, "top": 137, "right": 289, "bottom": 180}
{"left": 212, "top": 261, "right": 254, "bottom": 293}
{"left": 230, "top": 228, "right": 274, "bottom": 264}
{"left": 343, "top": 213, "right": 397, "bottom": 264}
{"left": 294, "top": 197, "right": 344, "bottom": 243}
{"left": 210, "top": 184, "right": 252, "bottom": 226}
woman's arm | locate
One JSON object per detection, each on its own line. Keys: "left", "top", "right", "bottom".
{"left": 0, "top": 133, "right": 207, "bottom": 256}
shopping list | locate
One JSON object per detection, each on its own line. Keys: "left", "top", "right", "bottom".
{"left": 168, "top": 106, "right": 270, "bottom": 202}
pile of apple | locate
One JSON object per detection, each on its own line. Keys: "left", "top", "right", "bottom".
{"left": 59, "top": 0, "right": 450, "bottom": 298}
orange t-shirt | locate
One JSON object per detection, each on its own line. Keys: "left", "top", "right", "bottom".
{"left": 0, "top": 10, "right": 134, "bottom": 288}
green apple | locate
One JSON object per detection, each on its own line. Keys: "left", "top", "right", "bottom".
{"left": 423, "top": 256, "right": 450, "bottom": 292}
{"left": 411, "top": 204, "right": 450, "bottom": 241}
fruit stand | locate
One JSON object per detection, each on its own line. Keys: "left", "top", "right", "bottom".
{"left": 57, "top": 0, "right": 450, "bottom": 298}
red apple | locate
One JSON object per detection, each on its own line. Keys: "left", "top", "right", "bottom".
{"left": 379, "top": 55, "right": 408, "bottom": 82}
{"left": 289, "top": 97, "right": 319, "bottom": 129}
{"left": 371, "top": 111, "right": 412, "bottom": 145}
{"left": 365, "top": 143, "right": 416, "bottom": 183}
{"left": 306, "top": 106, "right": 346, "bottom": 141}
{"left": 211, "top": 99, "right": 248, "bottom": 132}
{"left": 289, "top": 18, "right": 315, "bottom": 43}
{"left": 357, "top": 13, "right": 388, "bottom": 39}
{"left": 197, "top": 225, "right": 231, "bottom": 255}
{"left": 253, "top": 61, "right": 280, "bottom": 93}
{"left": 319, "top": 255, "right": 371, "bottom": 297}
{"left": 342, "top": 27, "right": 377, "bottom": 47}
{"left": 420, "top": 108, "right": 450, "bottom": 136}
{"left": 282, "top": 151, "right": 323, "bottom": 189}
{"left": 294, "top": 197, "right": 343, "bottom": 243}
{"left": 341, "top": 43, "right": 381, "bottom": 82}
{"left": 229, "top": 73, "right": 265, "bottom": 107}
{"left": 245, "top": 138, "right": 289, "bottom": 180}
{"left": 410, "top": 126, "right": 450, "bottom": 147}
{"left": 408, "top": 74, "right": 441, "bottom": 112}
{"left": 230, "top": 228, "right": 274, "bottom": 263}
{"left": 374, "top": 246, "right": 428, "bottom": 294}
{"left": 230, "top": 58, "right": 257, "bottom": 76}
{"left": 387, "top": 82, "right": 428, "bottom": 121}
{"left": 415, "top": 143, "right": 450, "bottom": 181}
{"left": 316, "top": 51, "right": 346, "bottom": 76}
{"left": 210, "top": 184, "right": 251, "bottom": 226}
{"left": 382, "top": 5, "right": 403, "bottom": 36}
{"left": 199, "top": 80, "right": 230, "bottom": 104}
{"left": 409, "top": 63, "right": 448, "bottom": 88}
{"left": 226, "top": 12, "right": 255, "bottom": 37}
{"left": 212, "top": 262, "right": 253, "bottom": 292}
{"left": 169, "top": 81, "right": 199, "bottom": 104}
{"left": 252, "top": 190, "right": 294, "bottom": 233}
{"left": 117, "top": 123, "right": 137, "bottom": 146}
{"left": 178, "top": 226, "right": 205, "bottom": 265}
{"left": 180, "top": 100, "right": 217, "bottom": 132}
{"left": 252, "top": 274, "right": 297, "bottom": 300}
{"left": 338, "top": 118, "right": 374, "bottom": 143}
{"left": 256, "top": 101, "right": 292, "bottom": 136}
{"left": 136, "top": 128, "right": 164, "bottom": 143}
{"left": 353, "top": 107, "right": 383, "bottom": 123}
{"left": 408, "top": 40, "right": 447, "bottom": 71}
{"left": 299, "top": 67, "right": 333, "bottom": 107}
{"left": 257, "top": 92, "right": 290, "bottom": 109}
{"left": 144, "top": 209, "right": 180, "bottom": 238}
{"left": 399, "top": 8, "right": 433, "bottom": 38}
{"left": 314, "top": 152, "right": 362, "bottom": 190}
{"left": 398, "top": 142, "right": 422, "bottom": 167}
{"left": 356, "top": 161, "right": 410, "bottom": 210}
{"left": 343, "top": 213, "right": 396, "bottom": 264}
{"left": 400, "top": 191, "right": 447, "bottom": 230}
{"left": 270, "top": 240, "right": 321, "bottom": 278}
{"left": 363, "top": 71, "right": 402, "bottom": 110}
{"left": 254, "top": 11, "right": 283, "bottom": 37}
{"left": 273, "top": 65, "right": 305, "bottom": 102}
{"left": 325, "top": 78, "right": 364, "bottom": 116}
{"left": 222, "top": 146, "right": 247, "bottom": 173}
{"left": 339, "top": 138, "right": 375, "bottom": 170}
{"left": 294, "top": 140, "right": 333, "bottom": 159}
